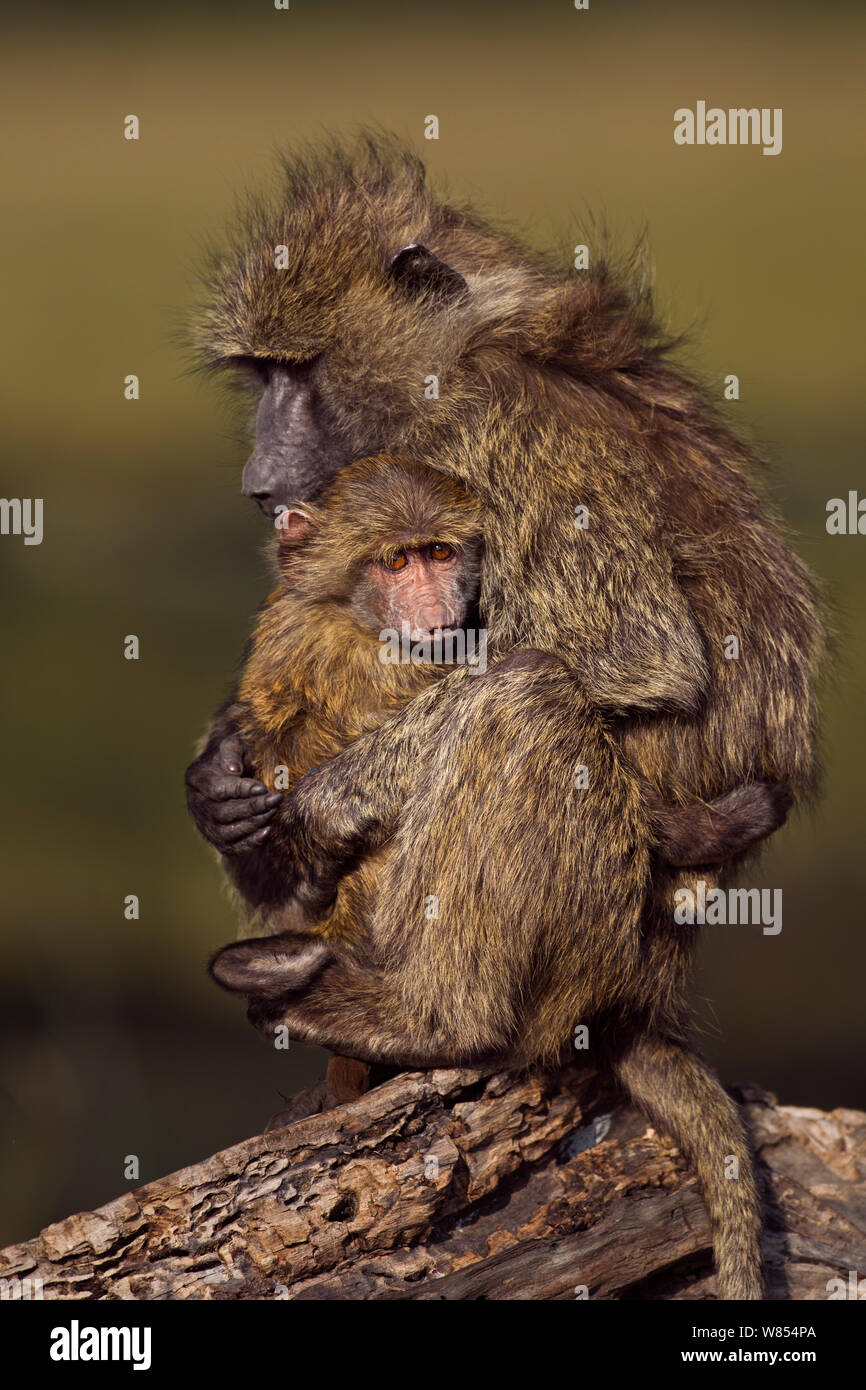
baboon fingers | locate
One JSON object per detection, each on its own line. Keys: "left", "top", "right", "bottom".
{"left": 207, "top": 792, "right": 282, "bottom": 824}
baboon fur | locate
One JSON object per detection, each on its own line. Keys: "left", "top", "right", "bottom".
{"left": 197, "top": 135, "right": 825, "bottom": 1300}
{"left": 224, "top": 450, "right": 771, "bottom": 954}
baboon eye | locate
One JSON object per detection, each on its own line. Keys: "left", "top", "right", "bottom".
{"left": 382, "top": 550, "right": 408, "bottom": 571}
{"left": 429, "top": 542, "right": 454, "bottom": 562}
{"left": 386, "top": 244, "right": 468, "bottom": 305}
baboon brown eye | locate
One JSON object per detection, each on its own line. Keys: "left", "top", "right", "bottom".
{"left": 383, "top": 550, "right": 408, "bottom": 571}
{"left": 429, "top": 542, "right": 454, "bottom": 562}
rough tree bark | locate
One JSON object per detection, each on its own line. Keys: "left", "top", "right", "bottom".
{"left": 2, "top": 1063, "right": 865, "bottom": 1301}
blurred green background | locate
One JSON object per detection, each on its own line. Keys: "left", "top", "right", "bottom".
{"left": 1, "top": 0, "right": 863, "bottom": 1248}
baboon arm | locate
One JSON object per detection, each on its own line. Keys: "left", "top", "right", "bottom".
{"left": 573, "top": 554, "right": 709, "bottom": 716}
{"left": 185, "top": 589, "right": 292, "bottom": 868}
{"left": 275, "top": 671, "right": 466, "bottom": 915}
{"left": 184, "top": 670, "right": 455, "bottom": 917}
{"left": 538, "top": 504, "right": 711, "bottom": 717}
{"left": 217, "top": 655, "right": 785, "bottom": 924}
{"left": 430, "top": 419, "right": 710, "bottom": 716}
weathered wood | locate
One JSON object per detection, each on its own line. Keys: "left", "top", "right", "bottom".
{"left": 1, "top": 1064, "right": 864, "bottom": 1301}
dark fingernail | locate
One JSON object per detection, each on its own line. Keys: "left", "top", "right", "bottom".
{"left": 254, "top": 826, "right": 271, "bottom": 841}
{"left": 250, "top": 783, "right": 267, "bottom": 795}
{"left": 225, "top": 761, "right": 242, "bottom": 775}
{"left": 265, "top": 793, "right": 282, "bottom": 807}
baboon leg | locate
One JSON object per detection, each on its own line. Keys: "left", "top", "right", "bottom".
{"left": 326, "top": 1054, "right": 372, "bottom": 1103}
{"left": 216, "top": 650, "right": 652, "bottom": 1070}
{"left": 280, "top": 671, "right": 463, "bottom": 917}
{"left": 244, "top": 951, "right": 485, "bottom": 1068}
{"left": 262, "top": 1058, "right": 377, "bottom": 1131}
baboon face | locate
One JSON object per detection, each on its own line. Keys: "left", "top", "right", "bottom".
{"left": 276, "top": 455, "right": 483, "bottom": 637}
{"left": 234, "top": 242, "right": 470, "bottom": 516}
{"left": 197, "top": 146, "right": 546, "bottom": 516}
{"left": 241, "top": 358, "right": 353, "bottom": 512}
{"left": 354, "top": 540, "right": 474, "bottom": 639}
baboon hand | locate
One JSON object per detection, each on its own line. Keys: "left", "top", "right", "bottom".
{"left": 279, "top": 768, "right": 376, "bottom": 920}
{"left": 185, "top": 734, "right": 283, "bottom": 856}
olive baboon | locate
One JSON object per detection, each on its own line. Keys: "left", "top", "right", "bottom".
{"left": 186, "top": 137, "right": 823, "bottom": 1298}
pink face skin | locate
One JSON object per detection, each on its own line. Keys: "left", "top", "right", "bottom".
{"left": 367, "top": 543, "right": 466, "bottom": 639}
{"left": 276, "top": 507, "right": 475, "bottom": 640}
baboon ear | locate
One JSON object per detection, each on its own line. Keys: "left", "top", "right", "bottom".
{"left": 387, "top": 243, "right": 468, "bottom": 305}
{"left": 275, "top": 506, "right": 318, "bottom": 547}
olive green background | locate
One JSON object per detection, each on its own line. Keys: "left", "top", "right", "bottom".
{"left": 1, "top": 0, "right": 863, "bottom": 1247}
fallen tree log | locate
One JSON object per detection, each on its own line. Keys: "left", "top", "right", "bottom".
{"left": 2, "top": 1063, "right": 865, "bottom": 1300}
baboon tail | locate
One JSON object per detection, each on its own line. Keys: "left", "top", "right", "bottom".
{"left": 613, "top": 1032, "right": 763, "bottom": 1300}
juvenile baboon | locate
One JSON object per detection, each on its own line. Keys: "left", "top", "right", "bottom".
{"left": 186, "top": 136, "right": 824, "bottom": 1298}
{"left": 226, "top": 452, "right": 483, "bottom": 949}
